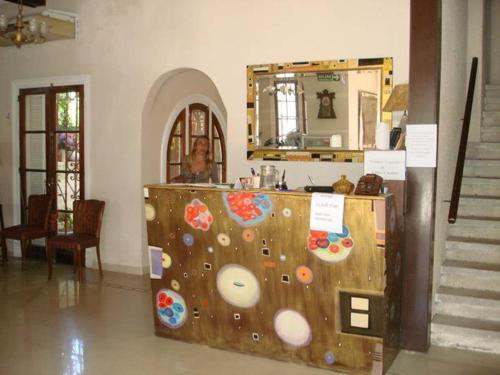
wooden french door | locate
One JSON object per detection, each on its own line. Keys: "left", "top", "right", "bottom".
{"left": 19, "top": 85, "right": 84, "bottom": 234}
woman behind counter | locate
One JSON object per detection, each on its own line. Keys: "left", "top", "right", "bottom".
{"left": 179, "top": 136, "right": 219, "bottom": 183}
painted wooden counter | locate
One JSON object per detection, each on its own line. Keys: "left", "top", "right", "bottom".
{"left": 144, "top": 185, "right": 401, "bottom": 374}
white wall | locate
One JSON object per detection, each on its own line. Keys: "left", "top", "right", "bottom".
{"left": 486, "top": 0, "right": 500, "bottom": 83}
{"left": 0, "top": 0, "right": 410, "bottom": 273}
{"left": 467, "top": 0, "right": 485, "bottom": 142}
{"left": 433, "top": 0, "right": 469, "bottom": 314}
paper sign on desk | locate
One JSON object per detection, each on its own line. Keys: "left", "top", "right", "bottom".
{"left": 310, "top": 193, "right": 344, "bottom": 233}
{"left": 406, "top": 124, "right": 437, "bottom": 167}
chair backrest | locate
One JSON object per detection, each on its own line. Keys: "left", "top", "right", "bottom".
{"left": 27, "top": 194, "right": 52, "bottom": 229}
{"left": 73, "top": 200, "right": 105, "bottom": 237}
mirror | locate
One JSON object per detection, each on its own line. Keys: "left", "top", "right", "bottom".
{"left": 246, "top": 57, "right": 393, "bottom": 162}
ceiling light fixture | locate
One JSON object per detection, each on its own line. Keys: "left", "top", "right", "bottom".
{"left": 0, "top": 0, "right": 48, "bottom": 48}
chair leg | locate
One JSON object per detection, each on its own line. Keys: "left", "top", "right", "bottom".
{"left": 1, "top": 234, "right": 7, "bottom": 264}
{"left": 73, "top": 251, "right": 78, "bottom": 274}
{"left": 76, "top": 247, "right": 83, "bottom": 283}
{"left": 46, "top": 243, "right": 53, "bottom": 280}
{"left": 96, "top": 243, "right": 103, "bottom": 277}
{"left": 27, "top": 239, "right": 32, "bottom": 258}
{"left": 20, "top": 239, "right": 27, "bottom": 270}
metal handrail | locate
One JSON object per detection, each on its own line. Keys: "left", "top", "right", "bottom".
{"left": 448, "top": 57, "right": 478, "bottom": 223}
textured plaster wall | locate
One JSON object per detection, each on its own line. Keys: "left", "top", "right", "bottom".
{"left": 0, "top": 0, "right": 410, "bottom": 273}
{"left": 432, "top": 0, "right": 470, "bottom": 314}
{"left": 486, "top": 0, "right": 500, "bottom": 83}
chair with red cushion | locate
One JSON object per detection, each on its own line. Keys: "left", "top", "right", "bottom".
{"left": 46, "top": 199, "right": 105, "bottom": 282}
{"left": 1, "top": 194, "right": 52, "bottom": 266}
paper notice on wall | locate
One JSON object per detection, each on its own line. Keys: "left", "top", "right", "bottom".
{"left": 364, "top": 150, "right": 406, "bottom": 180}
{"left": 309, "top": 193, "right": 344, "bottom": 233}
{"left": 406, "top": 124, "right": 437, "bottom": 167}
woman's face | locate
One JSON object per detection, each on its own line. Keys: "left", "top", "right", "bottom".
{"left": 194, "top": 138, "right": 209, "bottom": 155}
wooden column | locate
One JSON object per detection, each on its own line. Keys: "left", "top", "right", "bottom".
{"left": 401, "top": 0, "right": 441, "bottom": 351}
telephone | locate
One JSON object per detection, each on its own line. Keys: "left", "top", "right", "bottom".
{"left": 354, "top": 174, "right": 383, "bottom": 196}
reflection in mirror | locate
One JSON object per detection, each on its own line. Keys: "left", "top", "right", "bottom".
{"left": 247, "top": 58, "right": 393, "bottom": 162}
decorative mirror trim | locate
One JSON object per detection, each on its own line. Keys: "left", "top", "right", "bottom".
{"left": 246, "top": 57, "right": 393, "bottom": 162}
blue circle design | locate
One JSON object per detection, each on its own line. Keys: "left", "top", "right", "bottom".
{"left": 327, "top": 233, "right": 339, "bottom": 242}
{"left": 165, "top": 308, "right": 174, "bottom": 317}
{"left": 324, "top": 351, "right": 336, "bottom": 365}
{"left": 183, "top": 233, "right": 194, "bottom": 246}
{"left": 168, "top": 317, "right": 177, "bottom": 325}
{"left": 336, "top": 225, "right": 349, "bottom": 238}
{"left": 173, "top": 303, "right": 184, "bottom": 313}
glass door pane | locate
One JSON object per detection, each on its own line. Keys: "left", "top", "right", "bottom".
{"left": 26, "top": 171, "right": 46, "bottom": 197}
{"left": 55, "top": 89, "right": 82, "bottom": 234}
{"left": 25, "top": 134, "right": 46, "bottom": 169}
{"left": 21, "top": 93, "right": 48, "bottom": 223}
{"left": 25, "top": 94, "right": 45, "bottom": 131}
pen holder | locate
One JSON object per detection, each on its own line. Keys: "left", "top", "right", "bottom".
{"left": 252, "top": 176, "right": 260, "bottom": 189}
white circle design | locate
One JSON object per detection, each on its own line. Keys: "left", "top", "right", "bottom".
{"left": 273, "top": 309, "right": 312, "bottom": 347}
{"left": 282, "top": 208, "right": 292, "bottom": 218}
{"left": 145, "top": 203, "right": 156, "bottom": 221}
{"left": 162, "top": 253, "right": 172, "bottom": 269}
{"left": 216, "top": 264, "right": 260, "bottom": 308}
{"left": 171, "top": 279, "right": 180, "bottom": 291}
{"left": 217, "top": 233, "right": 231, "bottom": 247}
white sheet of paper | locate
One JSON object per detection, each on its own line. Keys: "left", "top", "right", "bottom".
{"left": 406, "top": 124, "right": 437, "bottom": 167}
{"left": 364, "top": 150, "right": 406, "bottom": 180}
{"left": 309, "top": 193, "right": 344, "bottom": 233}
{"left": 350, "top": 312, "right": 369, "bottom": 328}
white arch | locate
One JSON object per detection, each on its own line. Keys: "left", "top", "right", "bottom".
{"left": 159, "top": 94, "right": 227, "bottom": 183}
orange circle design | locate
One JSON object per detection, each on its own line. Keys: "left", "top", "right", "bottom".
{"left": 242, "top": 228, "right": 255, "bottom": 242}
{"left": 295, "top": 265, "right": 314, "bottom": 284}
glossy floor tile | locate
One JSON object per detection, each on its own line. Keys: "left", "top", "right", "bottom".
{"left": 1, "top": 259, "right": 499, "bottom": 375}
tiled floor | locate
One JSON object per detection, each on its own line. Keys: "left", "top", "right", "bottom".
{"left": 1, "top": 259, "right": 499, "bottom": 375}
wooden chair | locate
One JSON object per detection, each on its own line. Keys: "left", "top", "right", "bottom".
{"left": 0, "top": 194, "right": 52, "bottom": 266}
{"left": 46, "top": 199, "right": 105, "bottom": 282}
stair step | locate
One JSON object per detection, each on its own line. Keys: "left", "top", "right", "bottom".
{"left": 485, "top": 97, "right": 500, "bottom": 104}
{"left": 461, "top": 177, "right": 500, "bottom": 196}
{"left": 446, "top": 237, "right": 500, "bottom": 264}
{"left": 466, "top": 142, "right": 500, "bottom": 159}
{"left": 449, "top": 217, "right": 500, "bottom": 241}
{"left": 464, "top": 159, "right": 500, "bottom": 177}
{"left": 431, "top": 314, "right": 500, "bottom": 354}
{"left": 461, "top": 176, "right": 500, "bottom": 196}
{"left": 485, "top": 103, "right": 500, "bottom": 111}
{"left": 481, "top": 127, "right": 500, "bottom": 142}
{"left": 435, "top": 286, "right": 500, "bottom": 322}
{"left": 440, "top": 259, "right": 500, "bottom": 292}
{"left": 483, "top": 111, "right": 500, "bottom": 122}
{"left": 486, "top": 84, "right": 500, "bottom": 91}
{"left": 482, "top": 117, "right": 500, "bottom": 127}
{"left": 458, "top": 196, "right": 500, "bottom": 217}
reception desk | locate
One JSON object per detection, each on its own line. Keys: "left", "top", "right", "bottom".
{"left": 144, "top": 185, "right": 401, "bottom": 374}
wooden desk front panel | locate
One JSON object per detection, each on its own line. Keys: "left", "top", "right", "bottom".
{"left": 145, "top": 187, "right": 400, "bottom": 374}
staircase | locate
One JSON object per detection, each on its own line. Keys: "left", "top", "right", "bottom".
{"left": 432, "top": 84, "right": 500, "bottom": 354}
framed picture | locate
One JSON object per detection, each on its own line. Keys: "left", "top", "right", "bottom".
{"left": 317, "top": 89, "right": 337, "bottom": 119}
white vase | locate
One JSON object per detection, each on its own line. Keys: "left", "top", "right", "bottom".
{"left": 375, "top": 122, "right": 390, "bottom": 150}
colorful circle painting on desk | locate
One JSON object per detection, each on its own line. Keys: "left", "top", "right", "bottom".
{"left": 156, "top": 289, "right": 187, "bottom": 329}
{"left": 223, "top": 191, "right": 272, "bottom": 227}
{"left": 307, "top": 225, "right": 355, "bottom": 263}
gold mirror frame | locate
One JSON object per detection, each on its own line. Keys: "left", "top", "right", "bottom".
{"left": 246, "top": 57, "right": 393, "bottom": 162}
